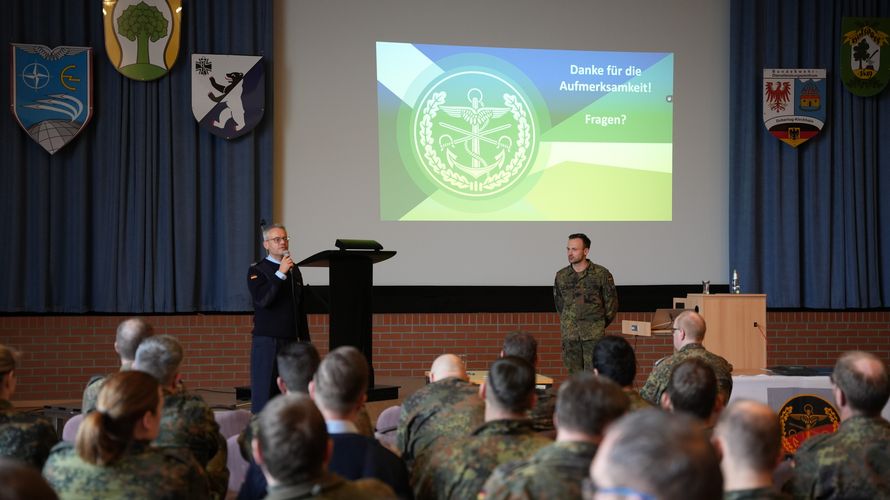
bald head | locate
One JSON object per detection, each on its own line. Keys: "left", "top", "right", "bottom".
{"left": 674, "top": 311, "right": 707, "bottom": 344}
{"left": 114, "top": 318, "right": 154, "bottom": 363}
{"left": 833, "top": 351, "right": 890, "bottom": 416}
{"left": 430, "top": 354, "right": 466, "bottom": 382}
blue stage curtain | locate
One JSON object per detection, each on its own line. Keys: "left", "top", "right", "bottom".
{"left": 730, "top": 0, "right": 890, "bottom": 308}
{"left": 0, "top": 0, "right": 273, "bottom": 312}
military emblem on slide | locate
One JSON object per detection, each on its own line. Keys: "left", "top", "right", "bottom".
{"left": 778, "top": 394, "right": 839, "bottom": 454}
{"left": 763, "top": 69, "right": 826, "bottom": 148}
{"left": 413, "top": 71, "right": 536, "bottom": 197}
{"left": 10, "top": 44, "right": 93, "bottom": 154}
{"left": 103, "top": 0, "right": 182, "bottom": 81}
{"left": 841, "top": 17, "right": 890, "bottom": 97}
{"left": 191, "top": 54, "right": 265, "bottom": 140}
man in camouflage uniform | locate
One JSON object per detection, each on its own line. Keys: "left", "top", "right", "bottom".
{"left": 253, "top": 393, "right": 395, "bottom": 500}
{"left": 714, "top": 400, "right": 789, "bottom": 500}
{"left": 660, "top": 358, "right": 718, "bottom": 425}
{"left": 501, "top": 332, "right": 557, "bottom": 433}
{"left": 592, "top": 335, "right": 653, "bottom": 412}
{"left": 482, "top": 373, "right": 629, "bottom": 500}
{"left": 415, "top": 356, "right": 551, "bottom": 500}
{"left": 397, "top": 354, "right": 484, "bottom": 474}
{"left": 787, "top": 351, "right": 890, "bottom": 499}
{"left": 639, "top": 311, "right": 733, "bottom": 407}
{"left": 0, "top": 347, "right": 58, "bottom": 469}
{"left": 133, "top": 335, "right": 229, "bottom": 499}
{"left": 81, "top": 317, "right": 154, "bottom": 414}
{"left": 554, "top": 233, "right": 618, "bottom": 374}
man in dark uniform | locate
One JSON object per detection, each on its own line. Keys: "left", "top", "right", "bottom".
{"left": 554, "top": 233, "right": 618, "bottom": 374}
{"left": 247, "top": 223, "right": 310, "bottom": 413}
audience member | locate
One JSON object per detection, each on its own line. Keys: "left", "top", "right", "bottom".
{"left": 417, "top": 356, "right": 551, "bottom": 500}
{"left": 133, "top": 334, "right": 228, "bottom": 498}
{"left": 590, "top": 408, "right": 723, "bottom": 500}
{"left": 239, "top": 341, "right": 321, "bottom": 499}
{"left": 592, "top": 335, "right": 652, "bottom": 411}
{"left": 252, "top": 393, "right": 395, "bottom": 499}
{"left": 397, "top": 354, "right": 484, "bottom": 475}
{"left": 81, "top": 318, "right": 154, "bottom": 413}
{"left": 787, "top": 351, "right": 890, "bottom": 498}
{"left": 310, "top": 346, "right": 411, "bottom": 498}
{"left": 714, "top": 400, "right": 788, "bottom": 500}
{"left": 0, "top": 457, "right": 58, "bottom": 500}
{"left": 502, "top": 331, "right": 557, "bottom": 433}
{"left": 0, "top": 344, "right": 58, "bottom": 468}
{"left": 42, "top": 371, "right": 210, "bottom": 498}
{"left": 660, "top": 357, "right": 718, "bottom": 425}
{"left": 482, "top": 373, "right": 629, "bottom": 499}
{"left": 640, "top": 311, "right": 733, "bottom": 409}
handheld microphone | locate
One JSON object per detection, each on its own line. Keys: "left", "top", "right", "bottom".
{"left": 283, "top": 251, "right": 292, "bottom": 272}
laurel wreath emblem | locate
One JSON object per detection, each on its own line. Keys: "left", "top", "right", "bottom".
{"left": 417, "top": 88, "right": 533, "bottom": 196}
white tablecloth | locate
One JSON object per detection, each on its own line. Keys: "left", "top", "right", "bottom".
{"left": 729, "top": 375, "right": 890, "bottom": 420}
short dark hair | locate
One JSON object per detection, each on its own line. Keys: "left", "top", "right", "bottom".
{"left": 257, "top": 393, "right": 327, "bottom": 484}
{"left": 115, "top": 318, "right": 154, "bottom": 361}
{"left": 503, "top": 332, "right": 537, "bottom": 366}
{"left": 277, "top": 342, "right": 320, "bottom": 394}
{"left": 0, "top": 457, "right": 59, "bottom": 500}
{"left": 666, "top": 358, "right": 717, "bottom": 420}
{"left": 556, "top": 373, "right": 629, "bottom": 436}
{"left": 595, "top": 409, "right": 722, "bottom": 500}
{"left": 833, "top": 351, "right": 890, "bottom": 416}
{"left": 313, "top": 346, "right": 368, "bottom": 414}
{"left": 486, "top": 356, "right": 536, "bottom": 413}
{"left": 568, "top": 233, "right": 591, "bottom": 249}
{"left": 592, "top": 336, "right": 637, "bottom": 387}
{"left": 715, "top": 400, "right": 781, "bottom": 472}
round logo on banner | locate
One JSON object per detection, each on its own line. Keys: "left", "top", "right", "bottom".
{"left": 778, "top": 394, "right": 839, "bottom": 454}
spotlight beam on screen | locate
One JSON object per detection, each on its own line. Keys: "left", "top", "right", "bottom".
{"left": 376, "top": 41, "right": 674, "bottom": 222}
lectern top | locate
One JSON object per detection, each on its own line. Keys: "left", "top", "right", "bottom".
{"left": 297, "top": 249, "right": 397, "bottom": 268}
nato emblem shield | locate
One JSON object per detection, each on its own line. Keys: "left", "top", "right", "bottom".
{"left": 103, "top": 0, "right": 182, "bottom": 81}
{"left": 191, "top": 54, "right": 265, "bottom": 140}
{"left": 10, "top": 44, "right": 93, "bottom": 154}
{"left": 763, "top": 69, "right": 827, "bottom": 148}
{"left": 841, "top": 17, "right": 890, "bottom": 97}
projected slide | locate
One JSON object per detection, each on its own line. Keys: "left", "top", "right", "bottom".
{"left": 377, "top": 42, "right": 674, "bottom": 221}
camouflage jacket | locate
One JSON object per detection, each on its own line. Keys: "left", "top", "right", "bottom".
{"left": 553, "top": 261, "right": 618, "bottom": 342}
{"left": 0, "top": 399, "right": 59, "bottom": 468}
{"left": 397, "top": 377, "right": 484, "bottom": 471}
{"left": 481, "top": 440, "right": 598, "bottom": 500}
{"left": 787, "top": 416, "right": 890, "bottom": 499}
{"left": 529, "top": 386, "right": 556, "bottom": 433}
{"left": 264, "top": 472, "right": 396, "bottom": 499}
{"left": 639, "top": 343, "right": 734, "bottom": 406}
{"left": 155, "top": 388, "right": 228, "bottom": 499}
{"left": 81, "top": 374, "right": 108, "bottom": 414}
{"left": 415, "top": 419, "right": 551, "bottom": 500}
{"left": 42, "top": 440, "right": 211, "bottom": 499}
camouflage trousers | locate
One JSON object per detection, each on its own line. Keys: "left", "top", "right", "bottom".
{"left": 561, "top": 338, "right": 599, "bottom": 374}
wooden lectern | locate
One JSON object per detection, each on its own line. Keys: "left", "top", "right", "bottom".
{"left": 298, "top": 245, "right": 397, "bottom": 401}
{"left": 673, "top": 294, "right": 767, "bottom": 371}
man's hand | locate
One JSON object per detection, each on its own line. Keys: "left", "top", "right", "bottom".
{"left": 279, "top": 254, "right": 295, "bottom": 274}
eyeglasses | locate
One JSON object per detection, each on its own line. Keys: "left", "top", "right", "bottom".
{"left": 266, "top": 237, "right": 290, "bottom": 244}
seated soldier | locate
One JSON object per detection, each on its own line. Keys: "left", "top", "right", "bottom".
{"left": 417, "top": 356, "right": 552, "bottom": 500}
{"left": 787, "top": 351, "right": 890, "bottom": 498}
{"left": 251, "top": 393, "right": 395, "bottom": 499}
{"left": 482, "top": 373, "right": 629, "bottom": 499}
{"left": 501, "top": 331, "right": 557, "bottom": 434}
{"left": 590, "top": 409, "right": 723, "bottom": 500}
{"left": 81, "top": 318, "right": 154, "bottom": 414}
{"left": 660, "top": 357, "right": 719, "bottom": 427}
{"left": 42, "top": 371, "right": 210, "bottom": 498}
{"left": 398, "top": 353, "right": 484, "bottom": 477}
{"left": 133, "top": 335, "right": 229, "bottom": 498}
{"left": 0, "top": 344, "right": 58, "bottom": 469}
{"left": 593, "top": 335, "right": 652, "bottom": 411}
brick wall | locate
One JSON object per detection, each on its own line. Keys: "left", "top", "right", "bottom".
{"left": 1, "top": 311, "right": 888, "bottom": 402}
